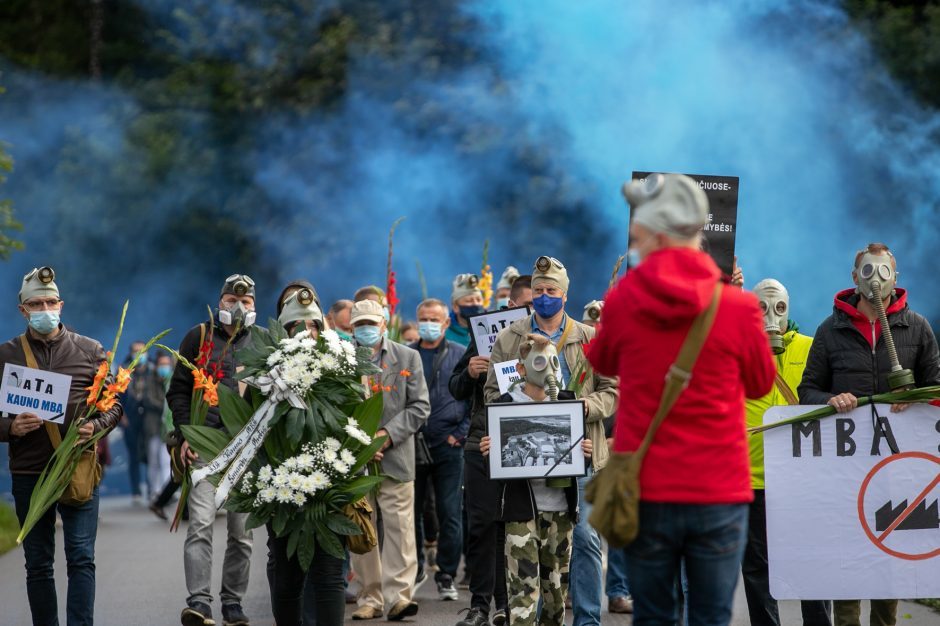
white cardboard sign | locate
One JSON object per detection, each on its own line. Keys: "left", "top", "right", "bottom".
{"left": 763, "top": 404, "right": 940, "bottom": 600}
{"left": 0, "top": 363, "right": 72, "bottom": 423}
{"left": 469, "top": 307, "right": 530, "bottom": 357}
{"left": 494, "top": 360, "right": 521, "bottom": 395}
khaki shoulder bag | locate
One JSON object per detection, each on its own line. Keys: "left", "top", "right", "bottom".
{"left": 585, "top": 283, "right": 722, "bottom": 547}
{"left": 20, "top": 335, "right": 102, "bottom": 506}
{"left": 343, "top": 497, "right": 378, "bottom": 555}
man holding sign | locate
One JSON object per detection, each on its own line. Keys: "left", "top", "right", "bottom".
{"left": 798, "top": 243, "right": 940, "bottom": 626}
{"left": 485, "top": 257, "right": 617, "bottom": 626}
{"left": 0, "top": 267, "right": 123, "bottom": 625}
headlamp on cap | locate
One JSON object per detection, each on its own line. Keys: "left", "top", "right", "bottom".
{"left": 535, "top": 256, "right": 565, "bottom": 273}
{"left": 587, "top": 305, "right": 601, "bottom": 321}
{"left": 37, "top": 267, "right": 55, "bottom": 284}
{"left": 221, "top": 273, "right": 256, "bottom": 298}
{"left": 297, "top": 288, "right": 314, "bottom": 306}
{"left": 467, "top": 275, "right": 479, "bottom": 288}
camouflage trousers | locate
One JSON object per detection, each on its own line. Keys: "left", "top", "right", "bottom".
{"left": 505, "top": 511, "right": 573, "bottom": 626}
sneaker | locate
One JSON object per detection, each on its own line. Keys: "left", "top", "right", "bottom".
{"left": 491, "top": 608, "right": 508, "bottom": 626}
{"left": 180, "top": 602, "right": 215, "bottom": 626}
{"left": 387, "top": 600, "right": 419, "bottom": 621}
{"left": 414, "top": 567, "right": 429, "bottom": 592}
{"left": 455, "top": 607, "right": 488, "bottom": 626}
{"left": 221, "top": 603, "right": 249, "bottom": 626}
{"left": 608, "top": 595, "right": 634, "bottom": 613}
{"left": 437, "top": 574, "right": 459, "bottom": 601}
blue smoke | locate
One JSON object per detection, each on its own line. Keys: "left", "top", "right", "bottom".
{"left": 3, "top": 1, "right": 940, "bottom": 495}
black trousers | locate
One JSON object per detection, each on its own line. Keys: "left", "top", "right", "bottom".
{"left": 266, "top": 524, "right": 345, "bottom": 626}
{"left": 742, "top": 490, "right": 832, "bottom": 626}
{"left": 463, "top": 449, "right": 508, "bottom": 614}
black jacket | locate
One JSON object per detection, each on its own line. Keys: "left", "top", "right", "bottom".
{"left": 449, "top": 341, "right": 487, "bottom": 452}
{"left": 167, "top": 318, "right": 254, "bottom": 432}
{"left": 798, "top": 290, "right": 940, "bottom": 402}
{"left": 492, "top": 392, "right": 579, "bottom": 523}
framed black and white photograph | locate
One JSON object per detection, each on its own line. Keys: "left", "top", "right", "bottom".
{"left": 486, "top": 400, "right": 586, "bottom": 480}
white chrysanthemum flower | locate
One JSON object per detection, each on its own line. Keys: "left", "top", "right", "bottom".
{"left": 282, "top": 458, "right": 298, "bottom": 471}
{"left": 346, "top": 417, "right": 359, "bottom": 429}
{"left": 332, "top": 460, "right": 350, "bottom": 475}
{"left": 257, "top": 465, "right": 273, "bottom": 483}
{"left": 296, "top": 454, "right": 315, "bottom": 470}
{"left": 320, "top": 353, "right": 339, "bottom": 372}
{"left": 322, "top": 448, "right": 338, "bottom": 463}
{"left": 345, "top": 425, "right": 371, "bottom": 445}
{"left": 309, "top": 470, "right": 331, "bottom": 490}
{"left": 275, "top": 487, "right": 293, "bottom": 503}
{"left": 325, "top": 437, "right": 342, "bottom": 451}
{"left": 272, "top": 473, "right": 289, "bottom": 488}
{"left": 266, "top": 351, "right": 283, "bottom": 367}
{"left": 258, "top": 487, "right": 275, "bottom": 503}
{"left": 274, "top": 464, "right": 288, "bottom": 477}
{"left": 292, "top": 491, "right": 307, "bottom": 506}
{"left": 299, "top": 337, "right": 316, "bottom": 350}
{"left": 300, "top": 475, "right": 318, "bottom": 494}
{"left": 287, "top": 473, "right": 304, "bottom": 490}
{"left": 340, "top": 449, "right": 356, "bottom": 465}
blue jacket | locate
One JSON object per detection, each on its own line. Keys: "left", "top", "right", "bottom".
{"left": 409, "top": 339, "right": 469, "bottom": 448}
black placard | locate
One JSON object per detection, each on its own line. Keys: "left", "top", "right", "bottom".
{"left": 631, "top": 171, "right": 739, "bottom": 276}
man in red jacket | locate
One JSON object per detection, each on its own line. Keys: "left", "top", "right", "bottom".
{"left": 588, "top": 173, "right": 775, "bottom": 626}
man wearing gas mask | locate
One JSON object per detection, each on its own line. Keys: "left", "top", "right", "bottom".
{"left": 743, "top": 279, "right": 831, "bottom": 626}
{"left": 479, "top": 334, "right": 594, "bottom": 626}
{"left": 485, "top": 257, "right": 617, "bottom": 626}
{"left": 798, "top": 243, "right": 940, "bottom": 626}
{"left": 167, "top": 273, "right": 259, "bottom": 626}
{"left": 445, "top": 274, "right": 486, "bottom": 347}
{"left": 450, "top": 274, "right": 532, "bottom": 626}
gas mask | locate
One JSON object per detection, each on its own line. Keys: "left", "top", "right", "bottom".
{"left": 521, "top": 335, "right": 562, "bottom": 401}
{"left": 855, "top": 252, "right": 897, "bottom": 302}
{"left": 753, "top": 279, "right": 789, "bottom": 355}
{"left": 854, "top": 249, "right": 913, "bottom": 391}
{"left": 219, "top": 301, "right": 256, "bottom": 328}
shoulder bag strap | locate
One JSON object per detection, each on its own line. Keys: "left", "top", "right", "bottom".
{"left": 773, "top": 372, "right": 799, "bottom": 406}
{"left": 18, "top": 334, "right": 63, "bottom": 449}
{"left": 635, "top": 283, "right": 723, "bottom": 461}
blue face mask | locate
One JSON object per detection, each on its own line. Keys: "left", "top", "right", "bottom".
{"left": 382, "top": 307, "right": 391, "bottom": 323}
{"left": 335, "top": 330, "right": 353, "bottom": 342}
{"left": 157, "top": 364, "right": 173, "bottom": 379}
{"left": 532, "top": 294, "right": 564, "bottom": 319}
{"left": 458, "top": 305, "right": 485, "bottom": 320}
{"left": 354, "top": 326, "right": 382, "bottom": 347}
{"left": 496, "top": 298, "right": 510, "bottom": 310}
{"left": 418, "top": 322, "right": 443, "bottom": 342}
{"left": 627, "top": 248, "right": 642, "bottom": 268}
{"left": 29, "top": 311, "right": 60, "bottom": 335}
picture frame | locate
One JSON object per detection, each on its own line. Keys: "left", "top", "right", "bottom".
{"left": 486, "top": 400, "right": 586, "bottom": 480}
{"left": 467, "top": 306, "right": 531, "bottom": 357}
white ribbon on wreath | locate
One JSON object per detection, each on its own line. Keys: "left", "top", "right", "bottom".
{"left": 190, "top": 365, "right": 306, "bottom": 508}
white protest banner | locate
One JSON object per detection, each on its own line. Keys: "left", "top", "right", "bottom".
{"left": 494, "top": 360, "right": 521, "bottom": 394}
{"left": 0, "top": 363, "right": 72, "bottom": 423}
{"left": 468, "top": 306, "right": 530, "bottom": 357}
{"left": 763, "top": 404, "right": 940, "bottom": 600}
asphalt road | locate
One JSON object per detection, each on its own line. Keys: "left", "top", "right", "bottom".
{"left": 0, "top": 498, "right": 936, "bottom": 625}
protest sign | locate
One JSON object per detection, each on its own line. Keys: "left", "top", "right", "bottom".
{"left": 763, "top": 404, "right": 940, "bottom": 599}
{"left": 0, "top": 363, "right": 72, "bottom": 423}
{"left": 469, "top": 306, "right": 530, "bottom": 357}
{"left": 631, "top": 172, "right": 739, "bottom": 275}
{"left": 493, "top": 360, "right": 521, "bottom": 394}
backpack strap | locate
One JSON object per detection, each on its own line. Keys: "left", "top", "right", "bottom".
{"left": 19, "top": 334, "right": 63, "bottom": 448}
{"left": 635, "top": 283, "right": 722, "bottom": 462}
{"left": 773, "top": 372, "right": 799, "bottom": 406}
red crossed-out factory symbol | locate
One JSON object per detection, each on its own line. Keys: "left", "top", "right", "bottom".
{"left": 856, "top": 451, "right": 940, "bottom": 561}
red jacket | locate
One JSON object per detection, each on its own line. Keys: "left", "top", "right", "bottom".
{"left": 588, "top": 247, "right": 775, "bottom": 504}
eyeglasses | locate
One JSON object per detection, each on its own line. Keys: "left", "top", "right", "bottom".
{"left": 22, "top": 298, "right": 62, "bottom": 311}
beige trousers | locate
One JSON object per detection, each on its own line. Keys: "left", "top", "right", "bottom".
{"left": 351, "top": 478, "right": 418, "bottom": 612}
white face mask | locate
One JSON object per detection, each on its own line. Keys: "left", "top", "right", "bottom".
{"left": 219, "top": 302, "right": 256, "bottom": 328}
{"left": 855, "top": 252, "right": 897, "bottom": 302}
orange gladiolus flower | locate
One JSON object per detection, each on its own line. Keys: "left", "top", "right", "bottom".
{"left": 111, "top": 367, "right": 132, "bottom": 394}
{"left": 400, "top": 369, "right": 411, "bottom": 378}
{"left": 85, "top": 360, "right": 110, "bottom": 406}
{"left": 192, "top": 368, "right": 219, "bottom": 407}
{"left": 96, "top": 391, "right": 118, "bottom": 413}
